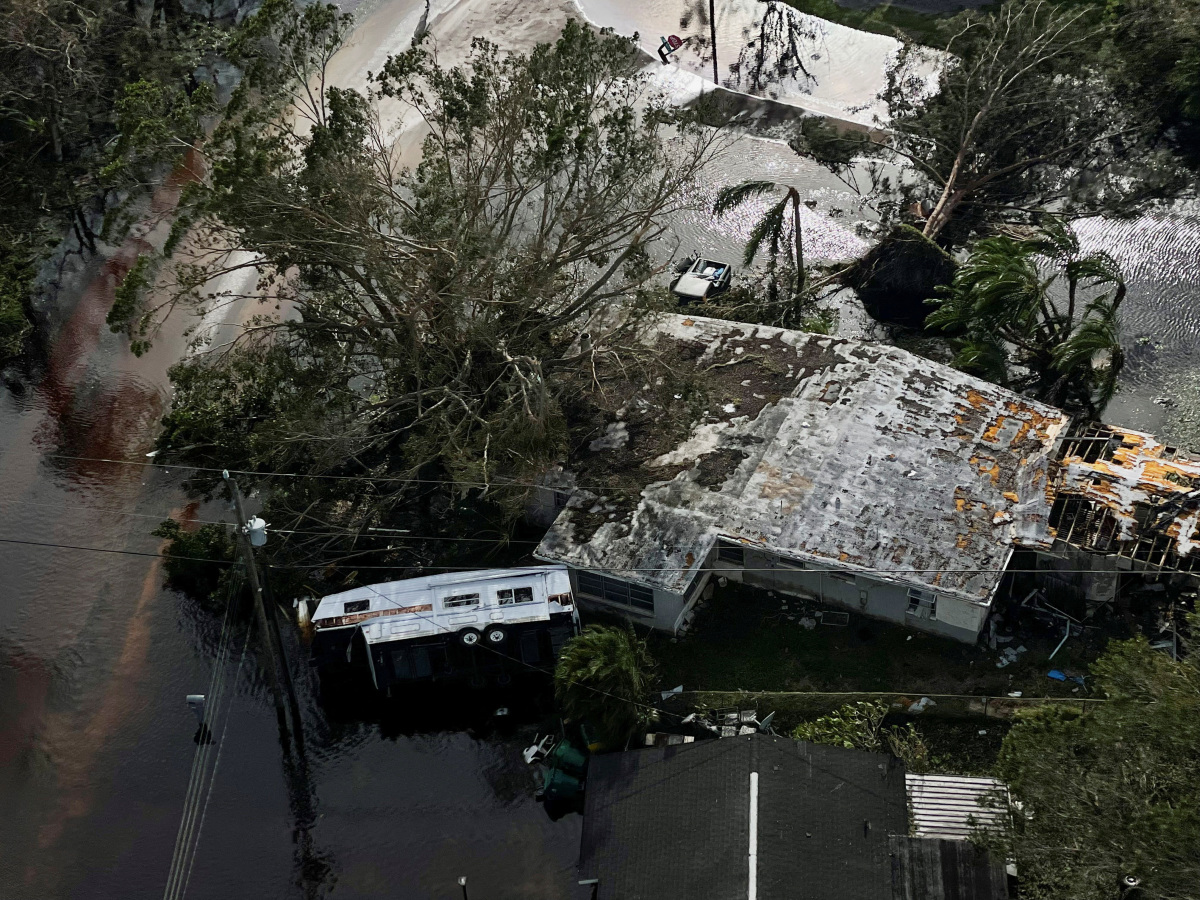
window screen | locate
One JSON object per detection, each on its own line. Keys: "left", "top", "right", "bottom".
{"left": 442, "top": 592, "right": 480, "bottom": 609}
{"left": 344, "top": 599, "right": 369, "bottom": 614}
{"left": 717, "top": 542, "right": 745, "bottom": 566}
{"left": 577, "top": 571, "right": 653, "bottom": 612}
{"left": 906, "top": 588, "right": 937, "bottom": 617}
{"left": 497, "top": 586, "right": 534, "bottom": 605}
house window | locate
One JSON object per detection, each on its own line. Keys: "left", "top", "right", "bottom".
{"left": 717, "top": 541, "right": 745, "bottom": 566}
{"left": 577, "top": 571, "right": 654, "bottom": 613}
{"left": 442, "top": 592, "right": 480, "bottom": 609}
{"left": 777, "top": 556, "right": 807, "bottom": 570}
{"left": 906, "top": 588, "right": 937, "bottom": 618}
{"left": 553, "top": 490, "right": 570, "bottom": 510}
{"left": 497, "top": 586, "right": 534, "bottom": 605}
{"left": 344, "top": 599, "right": 369, "bottom": 614}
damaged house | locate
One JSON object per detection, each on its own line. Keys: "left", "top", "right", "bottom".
{"left": 1028, "top": 424, "right": 1200, "bottom": 617}
{"left": 534, "top": 314, "right": 1072, "bottom": 643}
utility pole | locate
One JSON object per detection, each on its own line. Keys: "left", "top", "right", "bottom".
{"left": 710, "top": 0, "right": 719, "bottom": 85}
{"left": 224, "top": 470, "right": 296, "bottom": 753}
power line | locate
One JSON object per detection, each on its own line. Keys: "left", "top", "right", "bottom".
{"left": 0, "top": 533, "right": 1177, "bottom": 577}
{"left": 45, "top": 451, "right": 643, "bottom": 495}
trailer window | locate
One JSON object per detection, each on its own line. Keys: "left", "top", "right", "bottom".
{"left": 442, "top": 592, "right": 480, "bottom": 609}
{"left": 344, "top": 599, "right": 369, "bottom": 614}
{"left": 497, "top": 586, "right": 534, "bottom": 605}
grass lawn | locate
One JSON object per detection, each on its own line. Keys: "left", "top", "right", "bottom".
{"left": 647, "top": 581, "right": 1104, "bottom": 698}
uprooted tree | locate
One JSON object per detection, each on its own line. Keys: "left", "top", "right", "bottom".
{"left": 794, "top": 0, "right": 1187, "bottom": 248}
{"left": 110, "top": 3, "right": 724, "bottom": 575}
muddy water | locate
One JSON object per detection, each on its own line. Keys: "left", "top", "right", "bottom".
{"left": 0, "top": 157, "right": 581, "bottom": 897}
{"left": 2, "top": 2, "right": 1198, "bottom": 898}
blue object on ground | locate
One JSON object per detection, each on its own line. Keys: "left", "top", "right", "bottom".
{"left": 1047, "top": 669, "right": 1067, "bottom": 681}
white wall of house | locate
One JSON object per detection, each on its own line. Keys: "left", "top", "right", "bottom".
{"left": 564, "top": 544, "right": 988, "bottom": 643}
{"left": 567, "top": 569, "right": 697, "bottom": 633}
{"left": 710, "top": 544, "right": 987, "bottom": 644}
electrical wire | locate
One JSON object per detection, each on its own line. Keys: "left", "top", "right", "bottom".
{"left": 44, "top": 451, "right": 653, "bottom": 495}
{"left": 178, "top": 622, "right": 254, "bottom": 900}
{"left": 163, "top": 568, "right": 246, "bottom": 900}
{"left": 0, "top": 533, "right": 1173, "bottom": 577}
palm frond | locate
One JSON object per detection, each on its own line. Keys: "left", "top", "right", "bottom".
{"left": 712, "top": 179, "right": 777, "bottom": 218}
{"left": 743, "top": 196, "right": 788, "bottom": 267}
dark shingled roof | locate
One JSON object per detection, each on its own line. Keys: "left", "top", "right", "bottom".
{"left": 578, "top": 733, "right": 909, "bottom": 900}
{"left": 889, "top": 836, "right": 1008, "bottom": 900}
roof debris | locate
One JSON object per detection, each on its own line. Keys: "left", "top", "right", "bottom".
{"left": 1046, "top": 423, "right": 1200, "bottom": 570}
{"left": 537, "top": 314, "right": 1071, "bottom": 604}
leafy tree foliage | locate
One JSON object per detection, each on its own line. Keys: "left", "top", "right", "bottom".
{"left": 990, "top": 627, "right": 1200, "bottom": 900}
{"left": 795, "top": 0, "right": 1186, "bottom": 246}
{"left": 554, "top": 624, "right": 657, "bottom": 749}
{"left": 118, "top": 5, "right": 721, "bottom": 573}
{"left": 0, "top": 0, "right": 221, "bottom": 360}
{"left": 1102, "top": 0, "right": 1200, "bottom": 166}
{"left": 927, "top": 220, "right": 1125, "bottom": 415}
{"left": 790, "top": 699, "right": 930, "bottom": 772}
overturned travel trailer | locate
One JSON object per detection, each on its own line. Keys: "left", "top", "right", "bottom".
{"left": 311, "top": 567, "right": 580, "bottom": 691}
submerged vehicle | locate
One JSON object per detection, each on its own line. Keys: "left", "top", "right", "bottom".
{"left": 669, "top": 256, "right": 733, "bottom": 303}
{"left": 311, "top": 566, "right": 580, "bottom": 691}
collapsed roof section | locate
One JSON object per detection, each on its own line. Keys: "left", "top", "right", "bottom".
{"left": 536, "top": 314, "right": 1071, "bottom": 606}
{"left": 1048, "top": 423, "right": 1200, "bottom": 572}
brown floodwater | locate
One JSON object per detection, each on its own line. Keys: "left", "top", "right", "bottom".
{"left": 0, "top": 153, "right": 582, "bottom": 900}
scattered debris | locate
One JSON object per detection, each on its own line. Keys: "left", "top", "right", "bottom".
{"left": 909, "top": 697, "right": 936, "bottom": 714}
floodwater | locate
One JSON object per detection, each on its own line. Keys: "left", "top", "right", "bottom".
{"left": 1, "top": 1, "right": 1198, "bottom": 899}
{"left": 0, "top": 155, "right": 581, "bottom": 899}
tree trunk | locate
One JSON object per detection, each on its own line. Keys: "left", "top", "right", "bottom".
{"left": 790, "top": 192, "right": 804, "bottom": 295}
{"left": 922, "top": 187, "right": 964, "bottom": 241}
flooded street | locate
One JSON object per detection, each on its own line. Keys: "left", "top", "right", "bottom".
{"left": 0, "top": 155, "right": 581, "bottom": 898}
{"left": 0, "top": 0, "right": 1197, "bottom": 898}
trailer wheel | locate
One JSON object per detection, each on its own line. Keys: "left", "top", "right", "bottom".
{"left": 484, "top": 625, "right": 507, "bottom": 645}
{"left": 459, "top": 628, "right": 482, "bottom": 647}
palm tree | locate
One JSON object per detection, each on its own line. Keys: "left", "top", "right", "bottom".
{"left": 927, "top": 220, "right": 1126, "bottom": 414}
{"left": 554, "top": 623, "right": 656, "bottom": 749}
{"left": 713, "top": 179, "right": 806, "bottom": 296}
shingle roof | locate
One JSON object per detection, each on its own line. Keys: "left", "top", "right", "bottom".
{"left": 537, "top": 314, "right": 1070, "bottom": 606}
{"left": 578, "top": 733, "right": 909, "bottom": 900}
{"left": 889, "top": 836, "right": 1008, "bottom": 900}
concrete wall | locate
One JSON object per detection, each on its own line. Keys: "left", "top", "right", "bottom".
{"left": 566, "top": 548, "right": 988, "bottom": 643}
{"left": 567, "top": 569, "right": 692, "bottom": 633}
{"left": 711, "top": 546, "right": 986, "bottom": 644}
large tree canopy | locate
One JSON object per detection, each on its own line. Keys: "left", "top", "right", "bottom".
{"left": 117, "top": 3, "right": 722, "bottom": 572}
{"left": 795, "top": 0, "right": 1187, "bottom": 246}
{"left": 992, "top": 627, "right": 1200, "bottom": 900}
{"left": 0, "top": 0, "right": 218, "bottom": 360}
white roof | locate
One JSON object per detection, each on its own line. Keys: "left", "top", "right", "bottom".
{"left": 536, "top": 314, "right": 1070, "bottom": 603}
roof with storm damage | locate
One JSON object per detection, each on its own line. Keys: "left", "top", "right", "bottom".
{"left": 534, "top": 313, "right": 1071, "bottom": 606}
